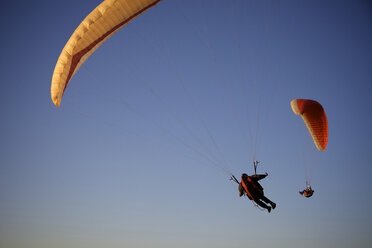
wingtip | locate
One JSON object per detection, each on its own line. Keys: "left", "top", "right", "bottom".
{"left": 290, "top": 99, "right": 301, "bottom": 115}
{"left": 51, "top": 96, "right": 61, "bottom": 108}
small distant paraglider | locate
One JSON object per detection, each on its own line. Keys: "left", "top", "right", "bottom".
{"left": 291, "top": 99, "right": 328, "bottom": 198}
{"left": 299, "top": 185, "right": 314, "bottom": 198}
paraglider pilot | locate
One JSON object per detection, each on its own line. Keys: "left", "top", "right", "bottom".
{"left": 299, "top": 185, "right": 314, "bottom": 198}
{"left": 237, "top": 172, "right": 276, "bottom": 213}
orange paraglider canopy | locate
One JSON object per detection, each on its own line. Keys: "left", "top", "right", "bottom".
{"left": 291, "top": 99, "right": 328, "bottom": 151}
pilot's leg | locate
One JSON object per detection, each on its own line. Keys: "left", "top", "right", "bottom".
{"left": 254, "top": 199, "right": 271, "bottom": 213}
{"left": 261, "top": 195, "right": 276, "bottom": 209}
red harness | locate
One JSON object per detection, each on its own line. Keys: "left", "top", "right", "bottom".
{"left": 241, "top": 176, "right": 263, "bottom": 201}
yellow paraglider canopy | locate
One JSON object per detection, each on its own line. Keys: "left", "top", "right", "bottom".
{"left": 51, "top": 0, "right": 162, "bottom": 107}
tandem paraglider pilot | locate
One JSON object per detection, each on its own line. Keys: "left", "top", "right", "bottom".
{"left": 238, "top": 172, "right": 276, "bottom": 213}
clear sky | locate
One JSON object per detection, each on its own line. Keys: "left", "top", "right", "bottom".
{"left": 1, "top": 0, "right": 371, "bottom": 247}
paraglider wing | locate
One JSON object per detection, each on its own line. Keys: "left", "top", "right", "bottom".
{"left": 51, "top": 0, "right": 162, "bottom": 107}
{"left": 290, "top": 99, "right": 328, "bottom": 151}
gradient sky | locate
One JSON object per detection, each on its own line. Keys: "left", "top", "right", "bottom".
{"left": 1, "top": 0, "right": 371, "bottom": 247}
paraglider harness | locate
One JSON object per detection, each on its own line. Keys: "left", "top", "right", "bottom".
{"left": 230, "top": 160, "right": 266, "bottom": 210}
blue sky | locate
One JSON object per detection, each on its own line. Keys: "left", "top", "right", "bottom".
{"left": 1, "top": 0, "right": 371, "bottom": 247}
